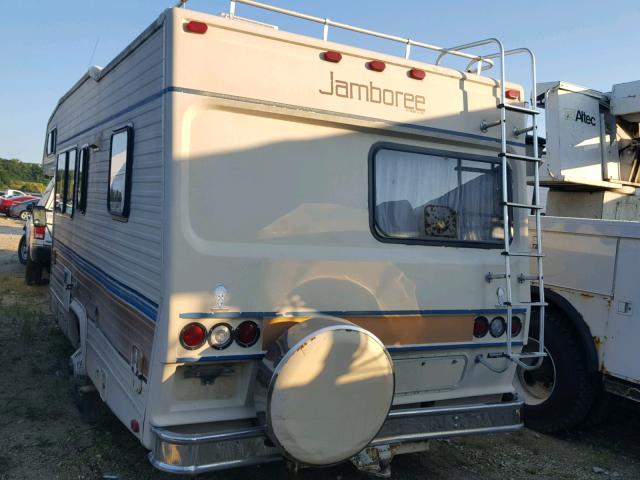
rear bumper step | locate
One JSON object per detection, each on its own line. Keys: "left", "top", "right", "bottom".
{"left": 149, "top": 399, "right": 523, "bottom": 474}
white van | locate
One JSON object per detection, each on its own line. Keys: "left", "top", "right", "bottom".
{"left": 42, "top": 1, "right": 545, "bottom": 474}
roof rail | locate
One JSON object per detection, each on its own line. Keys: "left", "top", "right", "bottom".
{"left": 177, "top": 0, "right": 500, "bottom": 74}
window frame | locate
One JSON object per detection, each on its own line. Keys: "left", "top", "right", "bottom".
{"left": 54, "top": 147, "right": 78, "bottom": 217}
{"left": 76, "top": 146, "right": 90, "bottom": 214}
{"left": 368, "top": 142, "right": 511, "bottom": 250}
{"left": 46, "top": 128, "right": 57, "bottom": 156}
{"left": 107, "top": 126, "right": 134, "bottom": 220}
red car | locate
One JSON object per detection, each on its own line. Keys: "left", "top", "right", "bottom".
{"left": 0, "top": 195, "right": 36, "bottom": 215}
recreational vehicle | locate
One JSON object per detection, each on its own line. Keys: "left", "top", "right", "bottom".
{"left": 513, "top": 80, "right": 640, "bottom": 431}
{"left": 42, "top": 0, "right": 546, "bottom": 474}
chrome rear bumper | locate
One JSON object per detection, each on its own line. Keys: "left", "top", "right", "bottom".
{"left": 150, "top": 399, "right": 523, "bottom": 474}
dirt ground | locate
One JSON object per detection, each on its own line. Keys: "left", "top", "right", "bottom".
{"left": 0, "top": 215, "right": 639, "bottom": 480}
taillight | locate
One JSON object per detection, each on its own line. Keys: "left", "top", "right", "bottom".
{"left": 179, "top": 323, "right": 207, "bottom": 350}
{"left": 235, "top": 321, "right": 260, "bottom": 347}
{"left": 473, "top": 316, "right": 489, "bottom": 338}
{"left": 33, "top": 226, "right": 45, "bottom": 240}
{"left": 512, "top": 316, "right": 522, "bottom": 336}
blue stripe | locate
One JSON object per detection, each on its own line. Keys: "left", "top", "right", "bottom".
{"left": 176, "top": 341, "right": 524, "bottom": 363}
{"left": 55, "top": 240, "right": 158, "bottom": 321}
{"left": 179, "top": 307, "right": 527, "bottom": 320}
{"left": 56, "top": 85, "right": 526, "bottom": 149}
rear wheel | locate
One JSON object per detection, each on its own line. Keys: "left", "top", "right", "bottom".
{"left": 18, "top": 235, "right": 28, "bottom": 265}
{"left": 19, "top": 210, "right": 29, "bottom": 221}
{"left": 514, "top": 309, "right": 598, "bottom": 432}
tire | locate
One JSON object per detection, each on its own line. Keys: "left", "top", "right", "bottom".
{"left": 72, "top": 376, "right": 107, "bottom": 424}
{"left": 17, "top": 235, "right": 28, "bottom": 265}
{"left": 514, "top": 308, "right": 598, "bottom": 432}
{"left": 25, "top": 256, "right": 43, "bottom": 285}
{"left": 19, "top": 210, "right": 29, "bottom": 221}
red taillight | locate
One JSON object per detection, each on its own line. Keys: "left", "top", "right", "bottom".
{"left": 409, "top": 68, "right": 425, "bottom": 80}
{"left": 473, "top": 316, "right": 489, "bottom": 338}
{"left": 323, "top": 50, "right": 342, "bottom": 63}
{"left": 235, "top": 321, "right": 260, "bottom": 347}
{"left": 185, "top": 21, "right": 208, "bottom": 34}
{"left": 180, "top": 322, "right": 207, "bottom": 350}
{"left": 512, "top": 316, "right": 523, "bottom": 336}
{"left": 367, "top": 60, "right": 386, "bottom": 72}
{"left": 505, "top": 89, "right": 520, "bottom": 100}
{"left": 33, "top": 226, "right": 45, "bottom": 240}
{"left": 130, "top": 419, "right": 140, "bottom": 433}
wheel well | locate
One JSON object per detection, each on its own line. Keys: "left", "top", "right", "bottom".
{"left": 531, "top": 286, "right": 599, "bottom": 373}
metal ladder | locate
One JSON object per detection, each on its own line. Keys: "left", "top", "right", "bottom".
{"left": 436, "top": 44, "right": 548, "bottom": 370}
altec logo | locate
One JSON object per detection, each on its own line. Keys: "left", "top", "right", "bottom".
{"left": 565, "top": 108, "right": 597, "bottom": 126}
{"left": 319, "top": 71, "right": 426, "bottom": 113}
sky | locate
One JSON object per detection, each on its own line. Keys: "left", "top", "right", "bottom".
{"left": 1, "top": 0, "right": 638, "bottom": 164}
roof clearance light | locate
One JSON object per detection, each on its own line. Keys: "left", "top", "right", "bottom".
{"left": 323, "top": 51, "right": 342, "bottom": 63}
{"left": 368, "top": 60, "right": 386, "bottom": 72}
{"left": 409, "top": 68, "right": 425, "bottom": 80}
{"left": 236, "top": 321, "right": 260, "bottom": 348}
{"left": 180, "top": 323, "right": 207, "bottom": 350}
{"left": 505, "top": 89, "right": 520, "bottom": 100}
{"left": 185, "top": 21, "right": 208, "bottom": 34}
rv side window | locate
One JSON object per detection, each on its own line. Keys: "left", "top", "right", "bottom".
{"left": 66, "top": 149, "right": 77, "bottom": 216}
{"left": 108, "top": 127, "right": 133, "bottom": 219}
{"left": 46, "top": 129, "right": 57, "bottom": 156}
{"left": 55, "top": 152, "right": 67, "bottom": 214}
{"left": 371, "top": 146, "right": 508, "bottom": 247}
{"left": 76, "top": 147, "right": 89, "bottom": 214}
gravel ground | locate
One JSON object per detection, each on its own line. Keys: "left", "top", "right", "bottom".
{"left": 0, "top": 215, "right": 639, "bottom": 480}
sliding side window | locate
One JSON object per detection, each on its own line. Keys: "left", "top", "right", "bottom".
{"left": 46, "top": 128, "right": 57, "bottom": 156}
{"left": 76, "top": 147, "right": 90, "bottom": 214}
{"left": 108, "top": 127, "right": 133, "bottom": 219}
{"left": 371, "top": 145, "right": 509, "bottom": 248}
{"left": 54, "top": 148, "right": 77, "bottom": 216}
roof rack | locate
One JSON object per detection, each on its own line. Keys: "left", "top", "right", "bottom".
{"left": 177, "top": 0, "right": 504, "bottom": 74}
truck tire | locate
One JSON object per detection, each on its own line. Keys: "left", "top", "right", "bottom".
{"left": 514, "top": 308, "right": 598, "bottom": 432}
{"left": 25, "top": 256, "right": 42, "bottom": 285}
{"left": 18, "top": 235, "right": 28, "bottom": 265}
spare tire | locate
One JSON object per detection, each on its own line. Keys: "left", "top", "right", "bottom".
{"left": 255, "top": 317, "right": 394, "bottom": 466}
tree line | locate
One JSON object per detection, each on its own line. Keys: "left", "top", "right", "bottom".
{"left": 0, "top": 158, "right": 48, "bottom": 193}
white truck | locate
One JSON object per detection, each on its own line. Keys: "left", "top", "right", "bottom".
{"left": 513, "top": 80, "right": 640, "bottom": 431}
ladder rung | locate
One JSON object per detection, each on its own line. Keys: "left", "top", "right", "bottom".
{"left": 504, "top": 201, "right": 543, "bottom": 210}
{"left": 510, "top": 352, "right": 547, "bottom": 360}
{"left": 502, "top": 251, "right": 545, "bottom": 258}
{"left": 497, "top": 103, "right": 539, "bottom": 115}
{"left": 504, "top": 301, "right": 548, "bottom": 307}
{"left": 498, "top": 152, "right": 543, "bottom": 164}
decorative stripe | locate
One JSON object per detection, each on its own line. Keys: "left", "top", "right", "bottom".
{"left": 56, "top": 85, "right": 528, "bottom": 149}
{"left": 54, "top": 240, "right": 159, "bottom": 321}
{"left": 179, "top": 308, "right": 526, "bottom": 319}
{"left": 175, "top": 341, "right": 524, "bottom": 364}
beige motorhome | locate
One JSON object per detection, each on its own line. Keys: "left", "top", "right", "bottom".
{"left": 42, "top": 0, "right": 546, "bottom": 474}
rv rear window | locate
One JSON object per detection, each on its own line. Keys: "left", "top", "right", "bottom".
{"left": 108, "top": 127, "right": 133, "bottom": 219}
{"left": 370, "top": 145, "right": 508, "bottom": 247}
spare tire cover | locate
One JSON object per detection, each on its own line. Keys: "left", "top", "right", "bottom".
{"left": 255, "top": 317, "right": 394, "bottom": 465}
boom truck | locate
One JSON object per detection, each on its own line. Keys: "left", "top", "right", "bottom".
{"left": 513, "top": 80, "right": 640, "bottom": 431}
